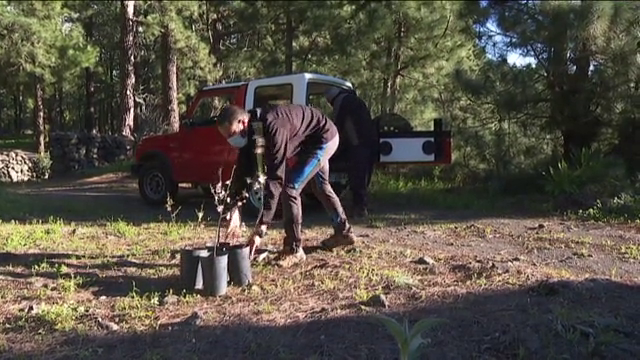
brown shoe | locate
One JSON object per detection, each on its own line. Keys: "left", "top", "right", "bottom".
{"left": 273, "top": 246, "right": 306, "bottom": 268}
{"left": 321, "top": 232, "right": 357, "bottom": 250}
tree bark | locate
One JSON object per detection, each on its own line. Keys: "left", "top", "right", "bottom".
{"left": 120, "top": 0, "right": 136, "bottom": 139}
{"left": 108, "top": 51, "right": 116, "bottom": 134}
{"left": 57, "top": 82, "right": 65, "bottom": 132}
{"left": 13, "top": 85, "right": 23, "bottom": 134}
{"left": 84, "top": 13, "right": 97, "bottom": 134}
{"left": 387, "top": 16, "right": 405, "bottom": 114}
{"left": 45, "top": 89, "right": 56, "bottom": 132}
{"left": 161, "top": 12, "right": 179, "bottom": 133}
{"left": 284, "top": 4, "right": 294, "bottom": 74}
{"left": 206, "top": 2, "right": 222, "bottom": 59}
{"left": 34, "top": 77, "right": 45, "bottom": 155}
{"left": 380, "top": 39, "right": 393, "bottom": 114}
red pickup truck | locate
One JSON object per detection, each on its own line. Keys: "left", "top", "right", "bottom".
{"left": 131, "top": 73, "right": 451, "bottom": 214}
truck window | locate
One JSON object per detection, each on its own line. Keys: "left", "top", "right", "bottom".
{"left": 254, "top": 84, "right": 293, "bottom": 108}
{"left": 192, "top": 94, "right": 232, "bottom": 126}
{"left": 306, "top": 82, "right": 346, "bottom": 121}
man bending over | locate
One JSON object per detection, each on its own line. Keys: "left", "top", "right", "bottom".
{"left": 217, "top": 104, "right": 357, "bottom": 267}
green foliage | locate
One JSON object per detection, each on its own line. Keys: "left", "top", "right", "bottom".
{"left": 372, "top": 313, "right": 447, "bottom": 360}
{"left": 575, "top": 193, "right": 640, "bottom": 223}
{"left": 543, "top": 148, "right": 629, "bottom": 210}
{"left": 31, "top": 152, "right": 51, "bottom": 180}
{"left": 0, "top": 0, "right": 637, "bottom": 220}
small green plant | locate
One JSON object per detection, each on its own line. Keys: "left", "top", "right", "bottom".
{"left": 31, "top": 152, "right": 52, "bottom": 180}
{"left": 164, "top": 193, "right": 181, "bottom": 223}
{"left": 195, "top": 201, "right": 205, "bottom": 223}
{"left": 542, "top": 148, "right": 629, "bottom": 209}
{"left": 372, "top": 314, "right": 447, "bottom": 360}
{"left": 575, "top": 193, "right": 640, "bottom": 223}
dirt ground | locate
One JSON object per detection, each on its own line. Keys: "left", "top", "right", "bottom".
{"left": 0, "top": 173, "right": 639, "bottom": 360}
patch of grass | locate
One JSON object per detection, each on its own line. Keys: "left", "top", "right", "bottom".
{"left": 113, "top": 287, "right": 161, "bottom": 330}
{"left": 0, "top": 187, "right": 109, "bottom": 221}
{"left": 31, "top": 303, "right": 86, "bottom": 332}
{"left": 74, "top": 160, "right": 133, "bottom": 178}
{"left": 567, "top": 192, "right": 640, "bottom": 224}
{"left": 619, "top": 245, "right": 640, "bottom": 260}
{"left": 106, "top": 219, "right": 139, "bottom": 238}
{"left": 0, "top": 134, "right": 34, "bottom": 152}
{"left": 369, "top": 170, "right": 546, "bottom": 213}
{"left": 0, "top": 217, "right": 68, "bottom": 252}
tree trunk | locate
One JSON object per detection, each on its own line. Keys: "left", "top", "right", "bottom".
{"left": 120, "top": 0, "right": 136, "bottom": 139}
{"left": 0, "top": 95, "right": 3, "bottom": 132}
{"left": 387, "top": 16, "right": 405, "bottom": 114}
{"left": 161, "top": 17, "right": 179, "bottom": 133}
{"left": 380, "top": 38, "right": 393, "bottom": 114}
{"left": 284, "top": 4, "right": 294, "bottom": 74}
{"left": 108, "top": 52, "right": 116, "bottom": 135}
{"left": 34, "top": 77, "right": 45, "bottom": 155}
{"left": 84, "top": 13, "right": 97, "bottom": 134}
{"left": 46, "top": 89, "right": 56, "bottom": 132}
{"left": 57, "top": 82, "right": 65, "bottom": 132}
{"left": 12, "top": 94, "right": 19, "bottom": 134}
{"left": 85, "top": 65, "right": 96, "bottom": 134}
{"left": 206, "top": 2, "right": 222, "bottom": 59}
{"left": 13, "top": 85, "right": 22, "bottom": 134}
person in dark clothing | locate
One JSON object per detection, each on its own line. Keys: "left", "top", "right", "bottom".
{"left": 324, "top": 87, "right": 378, "bottom": 218}
{"left": 217, "top": 104, "right": 357, "bottom": 267}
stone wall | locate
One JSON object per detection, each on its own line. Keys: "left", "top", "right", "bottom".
{"left": 49, "top": 132, "right": 133, "bottom": 174}
{"left": 0, "top": 150, "right": 49, "bottom": 183}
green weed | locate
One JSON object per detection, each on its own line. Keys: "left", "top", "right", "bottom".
{"left": 372, "top": 314, "right": 447, "bottom": 360}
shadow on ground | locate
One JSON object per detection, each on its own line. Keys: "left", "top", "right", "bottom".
{"left": 2, "top": 278, "right": 639, "bottom": 360}
{"left": 0, "top": 251, "right": 179, "bottom": 298}
{"left": 0, "top": 172, "right": 555, "bottom": 226}
{"left": 0, "top": 246, "right": 322, "bottom": 299}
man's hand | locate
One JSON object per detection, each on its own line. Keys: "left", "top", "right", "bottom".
{"left": 224, "top": 206, "right": 242, "bottom": 241}
{"left": 247, "top": 225, "right": 267, "bottom": 258}
{"left": 247, "top": 234, "right": 261, "bottom": 258}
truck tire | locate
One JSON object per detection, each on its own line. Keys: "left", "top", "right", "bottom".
{"left": 242, "top": 181, "right": 266, "bottom": 218}
{"left": 138, "top": 162, "right": 178, "bottom": 206}
{"left": 241, "top": 181, "right": 286, "bottom": 221}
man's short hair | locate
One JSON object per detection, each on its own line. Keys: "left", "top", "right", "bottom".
{"left": 218, "top": 104, "right": 249, "bottom": 126}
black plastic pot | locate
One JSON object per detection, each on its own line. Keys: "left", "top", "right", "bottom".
{"left": 228, "top": 244, "right": 252, "bottom": 286}
{"left": 201, "top": 247, "right": 229, "bottom": 296}
{"left": 207, "top": 242, "right": 230, "bottom": 252}
{"left": 179, "top": 248, "right": 211, "bottom": 291}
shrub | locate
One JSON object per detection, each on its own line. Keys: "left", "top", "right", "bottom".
{"left": 31, "top": 152, "right": 52, "bottom": 180}
{"left": 542, "top": 148, "right": 629, "bottom": 210}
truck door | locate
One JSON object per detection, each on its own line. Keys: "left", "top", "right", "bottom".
{"left": 178, "top": 85, "right": 247, "bottom": 184}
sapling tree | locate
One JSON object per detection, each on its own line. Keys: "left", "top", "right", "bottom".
{"left": 207, "top": 166, "right": 249, "bottom": 252}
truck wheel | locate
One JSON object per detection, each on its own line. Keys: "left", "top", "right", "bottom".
{"left": 138, "top": 162, "right": 178, "bottom": 206}
{"left": 240, "top": 181, "right": 284, "bottom": 220}
{"left": 242, "top": 181, "right": 265, "bottom": 218}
